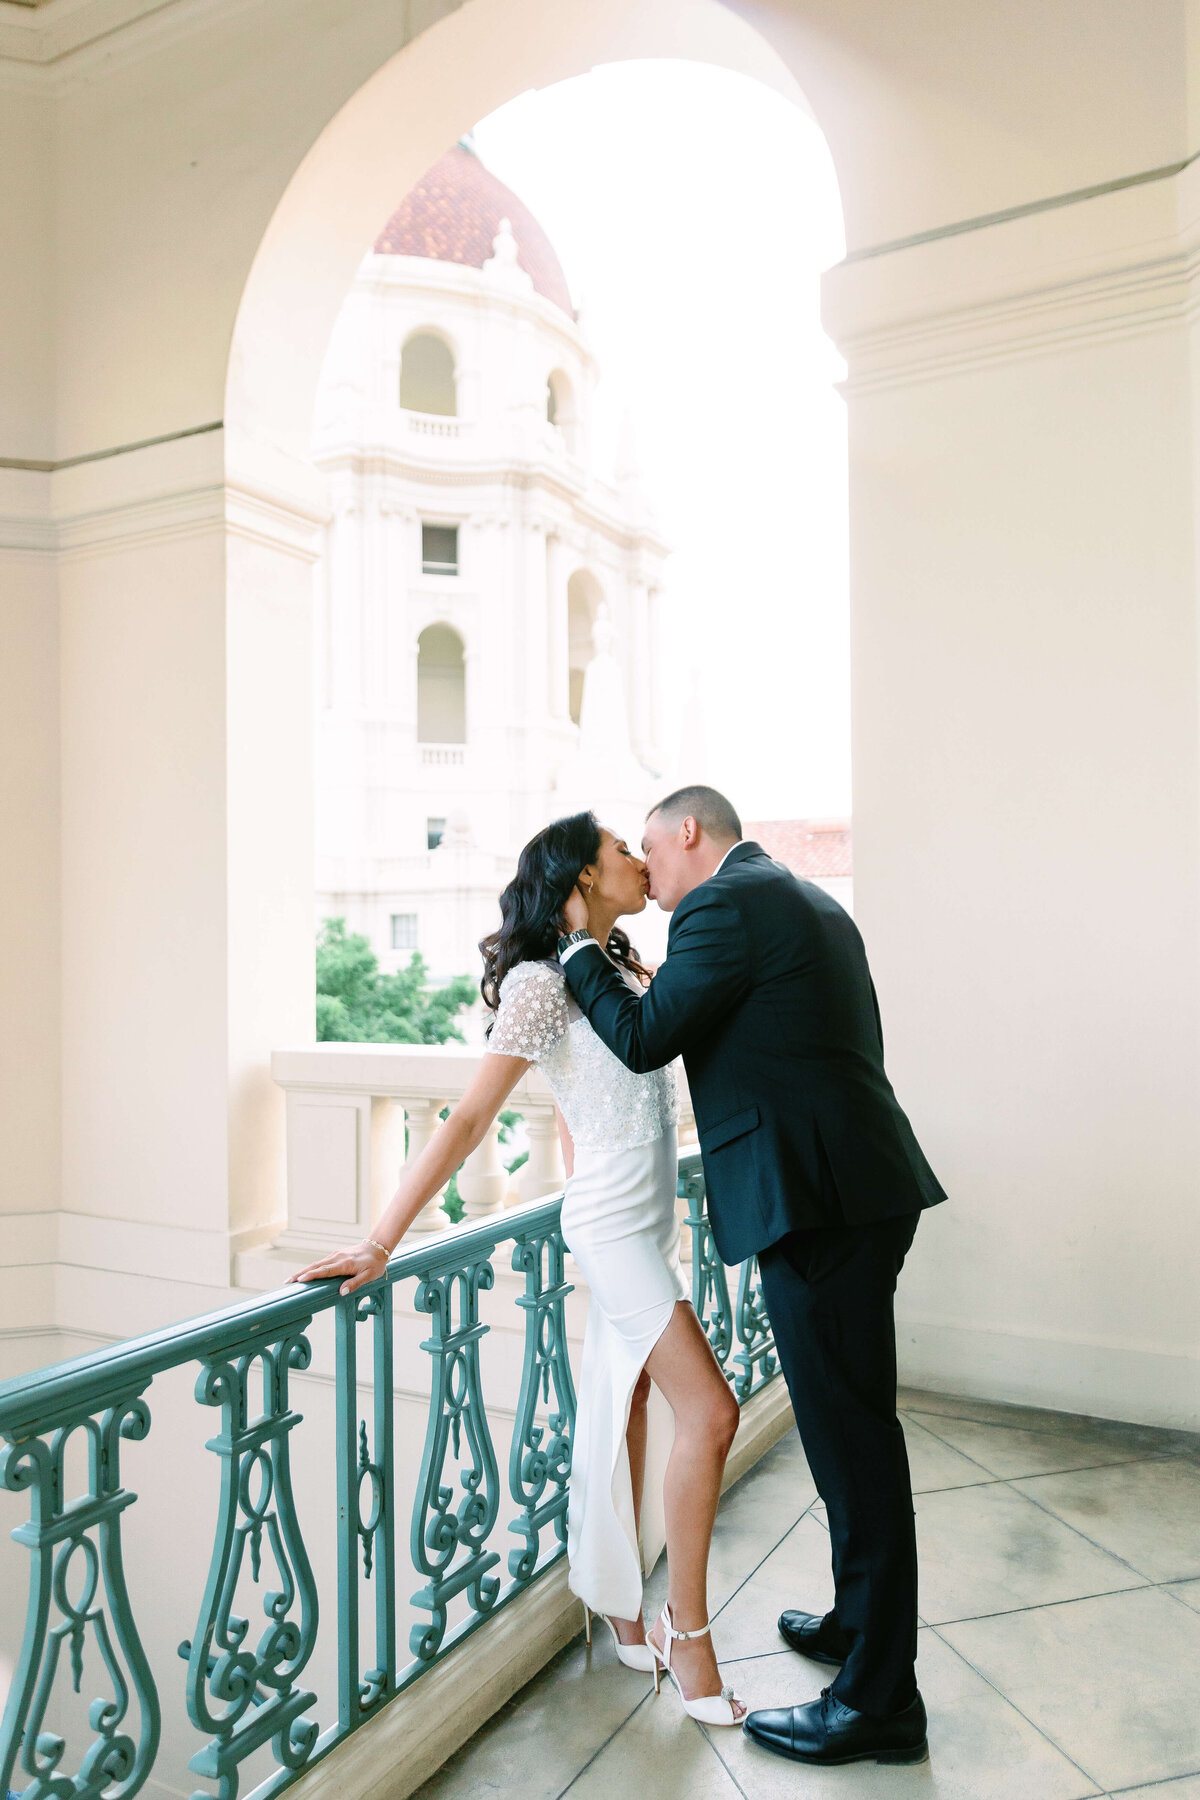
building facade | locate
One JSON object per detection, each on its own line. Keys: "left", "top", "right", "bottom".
{"left": 311, "top": 142, "right": 668, "bottom": 979}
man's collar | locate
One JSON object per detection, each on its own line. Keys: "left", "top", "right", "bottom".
{"left": 712, "top": 839, "right": 763, "bottom": 876}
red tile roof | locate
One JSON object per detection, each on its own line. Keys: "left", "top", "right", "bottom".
{"left": 374, "top": 142, "right": 574, "bottom": 318}
{"left": 745, "top": 819, "right": 853, "bottom": 879}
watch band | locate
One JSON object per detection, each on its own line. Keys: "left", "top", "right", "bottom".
{"left": 557, "top": 927, "right": 594, "bottom": 956}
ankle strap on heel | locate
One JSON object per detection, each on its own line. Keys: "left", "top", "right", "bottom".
{"left": 660, "top": 1603, "right": 711, "bottom": 1643}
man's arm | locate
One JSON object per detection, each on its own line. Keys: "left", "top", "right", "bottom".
{"left": 561, "top": 891, "right": 749, "bottom": 1072}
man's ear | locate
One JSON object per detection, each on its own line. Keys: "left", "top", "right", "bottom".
{"left": 681, "top": 815, "right": 700, "bottom": 849}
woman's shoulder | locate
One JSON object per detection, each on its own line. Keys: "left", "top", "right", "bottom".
{"left": 499, "top": 958, "right": 567, "bottom": 995}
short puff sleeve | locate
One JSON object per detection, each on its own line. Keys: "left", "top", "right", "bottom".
{"left": 487, "top": 962, "right": 570, "bottom": 1063}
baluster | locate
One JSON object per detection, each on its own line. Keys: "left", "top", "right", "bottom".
{"left": 335, "top": 1286, "right": 395, "bottom": 1735}
{"left": 516, "top": 1105, "right": 565, "bottom": 1203}
{"left": 0, "top": 1389, "right": 160, "bottom": 1800}
{"left": 731, "top": 1256, "right": 777, "bottom": 1401}
{"left": 408, "top": 1246, "right": 502, "bottom": 1668}
{"left": 678, "top": 1162, "right": 733, "bottom": 1375}
{"left": 183, "top": 1323, "right": 320, "bottom": 1800}
{"left": 506, "top": 1224, "right": 576, "bottom": 1586}
{"left": 405, "top": 1100, "right": 449, "bottom": 1232}
{"left": 457, "top": 1120, "right": 507, "bottom": 1220}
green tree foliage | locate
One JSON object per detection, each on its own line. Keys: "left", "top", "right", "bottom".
{"left": 315, "top": 918, "right": 476, "bottom": 1044}
{"left": 315, "top": 918, "right": 528, "bottom": 1226}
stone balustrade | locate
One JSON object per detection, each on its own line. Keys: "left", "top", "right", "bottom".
{"left": 235, "top": 1042, "right": 697, "bottom": 1291}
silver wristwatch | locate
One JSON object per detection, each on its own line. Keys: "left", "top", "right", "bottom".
{"left": 557, "top": 928, "right": 594, "bottom": 957}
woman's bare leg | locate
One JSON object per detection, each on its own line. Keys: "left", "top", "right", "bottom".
{"left": 609, "top": 1368, "right": 652, "bottom": 1645}
{"left": 644, "top": 1302, "right": 742, "bottom": 1707}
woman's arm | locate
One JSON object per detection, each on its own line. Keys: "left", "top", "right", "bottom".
{"left": 289, "top": 1052, "right": 531, "bottom": 1295}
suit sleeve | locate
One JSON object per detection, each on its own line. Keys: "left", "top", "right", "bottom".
{"left": 561, "top": 891, "right": 749, "bottom": 1072}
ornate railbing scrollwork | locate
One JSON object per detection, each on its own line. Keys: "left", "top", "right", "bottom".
{"left": 408, "top": 1252, "right": 502, "bottom": 1666}
{"left": 335, "top": 1288, "right": 395, "bottom": 1729}
{"left": 0, "top": 1389, "right": 160, "bottom": 1800}
{"left": 1, "top": 1159, "right": 781, "bottom": 1800}
{"left": 679, "top": 1163, "right": 733, "bottom": 1373}
{"left": 184, "top": 1326, "right": 320, "bottom": 1800}
{"left": 506, "top": 1225, "right": 576, "bottom": 1587}
{"left": 731, "top": 1256, "right": 777, "bottom": 1400}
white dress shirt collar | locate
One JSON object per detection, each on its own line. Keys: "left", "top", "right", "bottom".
{"left": 712, "top": 839, "right": 748, "bottom": 877}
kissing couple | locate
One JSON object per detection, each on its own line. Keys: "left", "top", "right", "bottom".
{"left": 295, "top": 784, "right": 946, "bottom": 1765}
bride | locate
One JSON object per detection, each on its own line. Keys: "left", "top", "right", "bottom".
{"left": 292, "top": 811, "right": 746, "bottom": 1725}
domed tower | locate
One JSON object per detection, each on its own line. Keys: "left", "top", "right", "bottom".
{"left": 311, "top": 141, "right": 668, "bottom": 981}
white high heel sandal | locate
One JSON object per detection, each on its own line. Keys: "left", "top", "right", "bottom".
{"left": 646, "top": 1602, "right": 746, "bottom": 1727}
{"left": 582, "top": 1602, "right": 659, "bottom": 1673}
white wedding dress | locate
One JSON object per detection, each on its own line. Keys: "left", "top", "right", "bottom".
{"left": 488, "top": 956, "right": 684, "bottom": 1621}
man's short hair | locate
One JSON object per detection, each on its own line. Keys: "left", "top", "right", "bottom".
{"left": 648, "top": 784, "right": 742, "bottom": 842}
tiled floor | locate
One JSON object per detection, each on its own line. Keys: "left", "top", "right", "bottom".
{"left": 415, "top": 1388, "right": 1200, "bottom": 1800}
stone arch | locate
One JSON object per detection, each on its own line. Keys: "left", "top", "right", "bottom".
{"left": 567, "top": 568, "right": 604, "bottom": 726}
{"left": 400, "top": 328, "right": 458, "bottom": 416}
{"left": 223, "top": 0, "right": 827, "bottom": 470}
{"left": 547, "top": 367, "right": 579, "bottom": 453}
{"left": 417, "top": 622, "right": 467, "bottom": 744}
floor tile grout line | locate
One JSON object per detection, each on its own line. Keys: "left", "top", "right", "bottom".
{"left": 556, "top": 1686, "right": 657, "bottom": 1797}
{"left": 556, "top": 1484, "right": 823, "bottom": 1797}
{"left": 898, "top": 1412, "right": 1005, "bottom": 1479}
{"left": 708, "top": 1494, "right": 823, "bottom": 1626}
{"left": 903, "top": 1412, "right": 1183, "bottom": 1485}
{"left": 1106, "top": 1770, "right": 1200, "bottom": 1794}
{"left": 717, "top": 1577, "right": 1162, "bottom": 1667}
{"left": 702, "top": 1722, "right": 754, "bottom": 1797}
{"left": 924, "top": 1580, "right": 1153, "bottom": 1630}
{"left": 901, "top": 1403, "right": 1200, "bottom": 1455}
{"left": 1000, "top": 1473, "right": 1171, "bottom": 1586}
{"left": 1158, "top": 1582, "right": 1200, "bottom": 1618}
{"left": 925, "top": 1621, "right": 1106, "bottom": 1791}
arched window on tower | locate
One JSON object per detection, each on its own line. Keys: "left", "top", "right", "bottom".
{"left": 400, "top": 332, "right": 457, "bottom": 416}
{"left": 547, "top": 369, "right": 579, "bottom": 453}
{"left": 567, "top": 570, "right": 600, "bottom": 726}
{"left": 417, "top": 624, "right": 466, "bottom": 743}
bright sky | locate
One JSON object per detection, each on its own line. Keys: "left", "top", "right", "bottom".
{"left": 473, "top": 60, "right": 850, "bottom": 822}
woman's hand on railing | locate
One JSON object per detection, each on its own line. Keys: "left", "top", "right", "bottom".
{"left": 289, "top": 1240, "right": 389, "bottom": 1296}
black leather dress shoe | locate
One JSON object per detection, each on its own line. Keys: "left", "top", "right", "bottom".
{"left": 743, "top": 1686, "right": 928, "bottom": 1765}
{"left": 777, "top": 1609, "right": 850, "bottom": 1665}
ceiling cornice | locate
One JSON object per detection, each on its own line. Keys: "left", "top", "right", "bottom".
{"left": 0, "top": 0, "right": 270, "bottom": 92}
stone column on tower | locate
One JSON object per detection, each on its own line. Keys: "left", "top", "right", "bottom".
{"left": 546, "top": 530, "right": 570, "bottom": 721}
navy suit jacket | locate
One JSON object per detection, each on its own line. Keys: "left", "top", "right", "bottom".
{"left": 561, "top": 842, "right": 946, "bottom": 1265}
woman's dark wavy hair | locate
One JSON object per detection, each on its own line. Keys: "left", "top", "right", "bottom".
{"left": 480, "top": 811, "right": 647, "bottom": 1020}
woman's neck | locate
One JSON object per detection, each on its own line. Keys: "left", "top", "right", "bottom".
{"left": 588, "top": 905, "right": 620, "bottom": 946}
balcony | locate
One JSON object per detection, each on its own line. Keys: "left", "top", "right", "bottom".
{"left": 419, "top": 1392, "right": 1200, "bottom": 1800}
{"left": 3, "top": 1042, "right": 1197, "bottom": 1800}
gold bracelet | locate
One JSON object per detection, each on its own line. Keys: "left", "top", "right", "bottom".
{"left": 363, "top": 1236, "right": 390, "bottom": 1258}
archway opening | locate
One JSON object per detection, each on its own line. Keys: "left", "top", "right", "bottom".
{"left": 567, "top": 570, "right": 601, "bottom": 726}
{"left": 417, "top": 623, "right": 466, "bottom": 744}
{"left": 400, "top": 330, "right": 458, "bottom": 415}
{"left": 225, "top": 0, "right": 848, "bottom": 1005}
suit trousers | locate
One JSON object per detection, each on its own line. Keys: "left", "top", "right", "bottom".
{"left": 757, "top": 1210, "right": 921, "bottom": 1718}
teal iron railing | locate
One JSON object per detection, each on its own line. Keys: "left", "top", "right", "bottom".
{"left": 0, "top": 1151, "right": 776, "bottom": 1800}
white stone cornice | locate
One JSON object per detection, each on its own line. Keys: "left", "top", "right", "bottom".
{"left": 0, "top": 0, "right": 279, "bottom": 93}
{"left": 0, "top": 425, "right": 331, "bottom": 558}
{"left": 312, "top": 446, "right": 669, "bottom": 558}
{"left": 826, "top": 165, "right": 1200, "bottom": 395}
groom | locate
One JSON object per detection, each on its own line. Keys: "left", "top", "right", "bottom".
{"left": 557, "top": 785, "right": 945, "bottom": 1767}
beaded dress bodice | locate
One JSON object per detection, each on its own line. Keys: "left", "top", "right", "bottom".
{"left": 488, "top": 959, "right": 677, "bottom": 1151}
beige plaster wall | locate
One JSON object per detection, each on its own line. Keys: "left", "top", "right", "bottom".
{"left": 0, "top": 0, "right": 1197, "bottom": 1423}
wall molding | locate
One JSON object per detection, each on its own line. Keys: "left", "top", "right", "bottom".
{"left": 826, "top": 162, "right": 1200, "bottom": 394}
{"left": 846, "top": 149, "right": 1200, "bottom": 265}
{"left": 0, "top": 419, "right": 223, "bottom": 474}
{"left": 898, "top": 1317, "right": 1199, "bottom": 1433}
{"left": 0, "top": 0, "right": 293, "bottom": 93}
{"left": 0, "top": 427, "right": 331, "bottom": 560}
